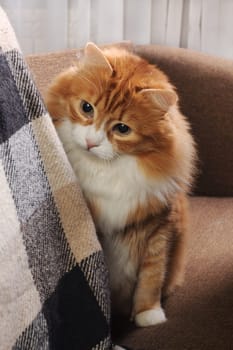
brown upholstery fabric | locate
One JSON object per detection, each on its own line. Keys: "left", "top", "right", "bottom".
{"left": 26, "top": 49, "right": 79, "bottom": 99}
{"left": 113, "top": 196, "right": 233, "bottom": 350}
{"left": 26, "top": 44, "right": 233, "bottom": 197}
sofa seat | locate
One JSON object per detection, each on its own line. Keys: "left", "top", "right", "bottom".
{"left": 113, "top": 196, "right": 233, "bottom": 350}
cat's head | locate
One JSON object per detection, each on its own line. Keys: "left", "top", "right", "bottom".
{"left": 46, "top": 43, "right": 195, "bottom": 184}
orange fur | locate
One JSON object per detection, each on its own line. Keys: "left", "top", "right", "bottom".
{"left": 46, "top": 43, "right": 196, "bottom": 326}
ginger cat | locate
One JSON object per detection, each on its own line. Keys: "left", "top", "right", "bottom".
{"left": 46, "top": 43, "right": 196, "bottom": 327}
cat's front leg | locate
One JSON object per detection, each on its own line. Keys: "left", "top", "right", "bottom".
{"left": 131, "top": 229, "right": 168, "bottom": 327}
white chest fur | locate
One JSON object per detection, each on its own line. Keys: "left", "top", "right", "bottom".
{"left": 67, "top": 144, "right": 147, "bottom": 233}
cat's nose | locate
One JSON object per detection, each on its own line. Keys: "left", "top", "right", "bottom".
{"left": 86, "top": 138, "right": 98, "bottom": 150}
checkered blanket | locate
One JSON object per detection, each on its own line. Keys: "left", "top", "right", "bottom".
{"left": 0, "top": 7, "right": 112, "bottom": 350}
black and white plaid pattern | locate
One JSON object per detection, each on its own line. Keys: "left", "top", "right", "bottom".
{"left": 0, "top": 7, "right": 112, "bottom": 350}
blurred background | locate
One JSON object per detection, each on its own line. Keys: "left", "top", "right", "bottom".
{"left": 1, "top": 0, "right": 233, "bottom": 59}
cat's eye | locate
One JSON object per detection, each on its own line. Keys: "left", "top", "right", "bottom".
{"left": 113, "top": 123, "right": 131, "bottom": 135}
{"left": 80, "top": 100, "right": 94, "bottom": 118}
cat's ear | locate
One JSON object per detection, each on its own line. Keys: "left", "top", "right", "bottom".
{"left": 83, "top": 42, "right": 113, "bottom": 75}
{"left": 140, "top": 88, "right": 177, "bottom": 111}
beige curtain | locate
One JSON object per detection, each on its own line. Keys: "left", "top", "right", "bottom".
{"left": 1, "top": 0, "right": 233, "bottom": 59}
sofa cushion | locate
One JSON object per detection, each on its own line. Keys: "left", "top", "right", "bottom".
{"left": 113, "top": 196, "right": 233, "bottom": 350}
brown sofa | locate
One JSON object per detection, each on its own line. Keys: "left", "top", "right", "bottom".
{"left": 26, "top": 44, "right": 233, "bottom": 350}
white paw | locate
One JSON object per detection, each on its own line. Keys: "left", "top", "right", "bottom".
{"left": 134, "top": 307, "right": 167, "bottom": 327}
{"left": 113, "top": 346, "right": 127, "bottom": 350}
